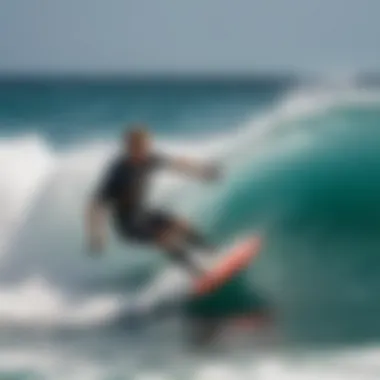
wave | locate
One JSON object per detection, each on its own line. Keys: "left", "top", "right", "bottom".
{"left": 1, "top": 85, "right": 380, "bottom": 344}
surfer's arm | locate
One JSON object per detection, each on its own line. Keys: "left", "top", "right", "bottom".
{"left": 164, "top": 157, "right": 221, "bottom": 181}
{"left": 85, "top": 162, "right": 118, "bottom": 255}
{"left": 85, "top": 200, "right": 108, "bottom": 255}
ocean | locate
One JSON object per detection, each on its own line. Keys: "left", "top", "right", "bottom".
{"left": 1, "top": 76, "right": 380, "bottom": 379}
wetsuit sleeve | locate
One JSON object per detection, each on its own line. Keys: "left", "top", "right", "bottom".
{"left": 94, "top": 161, "right": 119, "bottom": 204}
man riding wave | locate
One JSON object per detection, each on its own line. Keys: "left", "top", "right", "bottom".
{"left": 85, "top": 125, "right": 221, "bottom": 277}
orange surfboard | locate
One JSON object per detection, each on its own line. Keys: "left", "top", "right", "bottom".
{"left": 193, "top": 236, "right": 262, "bottom": 296}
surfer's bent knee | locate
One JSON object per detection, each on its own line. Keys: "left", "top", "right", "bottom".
{"left": 175, "top": 218, "right": 190, "bottom": 232}
{"left": 155, "top": 226, "right": 179, "bottom": 248}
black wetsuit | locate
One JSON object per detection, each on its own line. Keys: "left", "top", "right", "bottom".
{"left": 95, "top": 153, "right": 213, "bottom": 276}
{"left": 95, "top": 154, "right": 174, "bottom": 243}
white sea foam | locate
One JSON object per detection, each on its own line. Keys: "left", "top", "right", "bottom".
{"left": 0, "top": 344, "right": 379, "bottom": 379}
{"left": 0, "top": 275, "right": 120, "bottom": 326}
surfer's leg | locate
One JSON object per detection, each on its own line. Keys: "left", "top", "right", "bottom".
{"left": 164, "top": 246, "right": 205, "bottom": 277}
{"left": 139, "top": 210, "right": 208, "bottom": 276}
{"left": 173, "top": 219, "right": 215, "bottom": 253}
{"left": 186, "top": 228, "right": 214, "bottom": 251}
{"left": 156, "top": 235, "right": 205, "bottom": 277}
{"left": 151, "top": 221, "right": 205, "bottom": 277}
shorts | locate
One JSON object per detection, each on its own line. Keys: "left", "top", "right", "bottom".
{"left": 115, "top": 209, "right": 175, "bottom": 244}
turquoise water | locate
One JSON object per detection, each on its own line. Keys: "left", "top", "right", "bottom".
{"left": 1, "top": 78, "right": 380, "bottom": 379}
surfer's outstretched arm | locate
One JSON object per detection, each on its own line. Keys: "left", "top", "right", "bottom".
{"left": 165, "top": 157, "right": 221, "bottom": 181}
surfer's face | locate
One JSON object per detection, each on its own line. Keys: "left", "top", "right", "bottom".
{"left": 126, "top": 130, "right": 151, "bottom": 161}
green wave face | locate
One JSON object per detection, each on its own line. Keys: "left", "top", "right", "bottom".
{"left": 186, "top": 104, "right": 380, "bottom": 344}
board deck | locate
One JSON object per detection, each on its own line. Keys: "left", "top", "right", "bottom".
{"left": 193, "top": 236, "right": 262, "bottom": 296}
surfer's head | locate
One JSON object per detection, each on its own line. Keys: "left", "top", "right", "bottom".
{"left": 124, "top": 124, "right": 152, "bottom": 161}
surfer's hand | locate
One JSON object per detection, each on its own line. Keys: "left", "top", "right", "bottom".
{"left": 87, "top": 234, "right": 105, "bottom": 257}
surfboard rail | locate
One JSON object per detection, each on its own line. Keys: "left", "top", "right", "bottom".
{"left": 193, "top": 236, "right": 261, "bottom": 296}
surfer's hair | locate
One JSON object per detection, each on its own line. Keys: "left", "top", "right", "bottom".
{"left": 124, "top": 124, "right": 149, "bottom": 142}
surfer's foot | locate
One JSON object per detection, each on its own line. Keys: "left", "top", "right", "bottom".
{"left": 204, "top": 247, "right": 217, "bottom": 256}
{"left": 186, "top": 259, "right": 207, "bottom": 279}
{"left": 165, "top": 247, "right": 204, "bottom": 277}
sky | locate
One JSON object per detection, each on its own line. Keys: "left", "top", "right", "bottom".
{"left": 0, "top": 0, "right": 379, "bottom": 74}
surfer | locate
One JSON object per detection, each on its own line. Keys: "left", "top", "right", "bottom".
{"left": 85, "top": 125, "right": 220, "bottom": 277}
